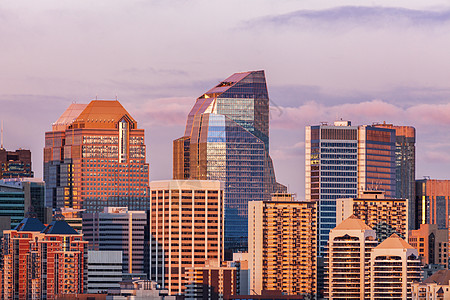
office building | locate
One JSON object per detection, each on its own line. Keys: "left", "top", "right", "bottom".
{"left": 370, "top": 234, "right": 422, "bottom": 299}
{"left": 415, "top": 179, "right": 450, "bottom": 229}
{"left": 306, "top": 121, "right": 396, "bottom": 254}
{"left": 82, "top": 207, "right": 147, "bottom": 275}
{"left": 374, "top": 123, "right": 416, "bottom": 229}
{"left": 87, "top": 250, "right": 123, "bottom": 294}
{"left": 44, "top": 100, "right": 149, "bottom": 215}
{"left": 149, "top": 180, "right": 224, "bottom": 295}
{"left": 325, "top": 215, "right": 378, "bottom": 299}
{"left": 1, "top": 216, "right": 87, "bottom": 299}
{"left": 249, "top": 194, "right": 316, "bottom": 297}
{"left": 0, "top": 148, "right": 33, "bottom": 179}
{"left": 185, "top": 260, "right": 237, "bottom": 300}
{"left": 0, "top": 178, "right": 51, "bottom": 228}
{"left": 412, "top": 269, "right": 450, "bottom": 300}
{"left": 336, "top": 190, "right": 408, "bottom": 242}
{"left": 173, "top": 71, "right": 286, "bottom": 252}
{"left": 408, "top": 224, "right": 448, "bottom": 267}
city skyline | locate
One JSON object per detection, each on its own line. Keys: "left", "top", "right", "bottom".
{"left": 2, "top": 1, "right": 450, "bottom": 197}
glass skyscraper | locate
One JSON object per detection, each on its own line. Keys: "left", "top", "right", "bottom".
{"left": 305, "top": 121, "right": 396, "bottom": 255}
{"left": 173, "top": 70, "right": 285, "bottom": 252}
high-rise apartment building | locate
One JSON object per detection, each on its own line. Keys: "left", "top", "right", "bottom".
{"left": 0, "top": 148, "right": 33, "bottom": 179}
{"left": 0, "top": 178, "right": 51, "bottom": 228}
{"left": 370, "top": 234, "right": 422, "bottom": 299}
{"left": 336, "top": 190, "right": 408, "bottom": 242}
{"left": 82, "top": 207, "right": 147, "bottom": 275}
{"left": 1, "top": 216, "right": 87, "bottom": 299}
{"left": 325, "top": 215, "right": 378, "bottom": 299}
{"left": 44, "top": 100, "right": 149, "bottom": 215}
{"left": 173, "top": 71, "right": 286, "bottom": 252}
{"left": 412, "top": 269, "right": 450, "bottom": 299}
{"left": 249, "top": 193, "right": 316, "bottom": 297}
{"left": 374, "top": 123, "right": 416, "bottom": 229}
{"left": 415, "top": 179, "right": 450, "bottom": 229}
{"left": 149, "top": 180, "right": 224, "bottom": 295}
{"left": 408, "top": 224, "right": 448, "bottom": 267}
{"left": 306, "top": 120, "right": 396, "bottom": 254}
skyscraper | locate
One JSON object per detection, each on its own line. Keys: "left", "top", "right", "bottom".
{"left": 305, "top": 120, "right": 396, "bottom": 254}
{"left": 44, "top": 100, "right": 149, "bottom": 215}
{"left": 149, "top": 180, "right": 224, "bottom": 295}
{"left": 374, "top": 123, "right": 416, "bottom": 229}
{"left": 248, "top": 193, "right": 316, "bottom": 296}
{"left": 415, "top": 179, "right": 450, "bottom": 229}
{"left": 173, "top": 71, "right": 285, "bottom": 251}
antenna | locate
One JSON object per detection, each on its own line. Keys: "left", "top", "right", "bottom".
{"left": 1, "top": 120, "right": 3, "bottom": 149}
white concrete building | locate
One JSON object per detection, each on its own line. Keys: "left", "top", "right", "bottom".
{"left": 87, "top": 250, "right": 123, "bottom": 293}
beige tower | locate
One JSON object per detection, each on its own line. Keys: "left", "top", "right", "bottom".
{"left": 249, "top": 194, "right": 316, "bottom": 296}
{"left": 149, "top": 180, "right": 224, "bottom": 295}
{"left": 370, "top": 234, "right": 422, "bottom": 300}
{"left": 326, "top": 215, "right": 378, "bottom": 299}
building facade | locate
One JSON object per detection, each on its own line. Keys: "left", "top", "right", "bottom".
{"left": 0, "top": 178, "right": 51, "bottom": 228}
{"left": 185, "top": 260, "right": 237, "bottom": 300}
{"left": 306, "top": 121, "right": 396, "bottom": 255}
{"left": 87, "top": 250, "right": 123, "bottom": 294}
{"left": 408, "top": 224, "right": 448, "bottom": 267}
{"left": 0, "top": 148, "right": 33, "bottom": 179}
{"left": 44, "top": 100, "right": 149, "bottom": 215}
{"left": 415, "top": 179, "right": 450, "bottom": 229}
{"left": 149, "top": 180, "right": 224, "bottom": 295}
{"left": 325, "top": 215, "right": 378, "bottom": 299}
{"left": 1, "top": 216, "right": 87, "bottom": 299}
{"left": 374, "top": 124, "right": 416, "bottom": 229}
{"left": 370, "top": 234, "right": 422, "bottom": 300}
{"left": 82, "top": 207, "right": 147, "bottom": 275}
{"left": 412, "top": 269, "right": 450, "bottom": 300}
{"left": 173, "top": 71, "right": 285, "bottom": 252}
{"left": 336, "top": 190, "right": 408, "bottom": 242}
{"left": 249, "top": 194, "right": 316, "bottom": 297}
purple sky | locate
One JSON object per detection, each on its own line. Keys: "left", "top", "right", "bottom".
{"left": 2, "top": 1, "right": 450, "bottom": 197}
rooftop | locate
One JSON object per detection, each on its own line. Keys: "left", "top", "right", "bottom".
{"left": 41, "top": 220, "right": 79, "bottom": 235}
{"left": 375, "top": 233, "right": 415, "bottom": 250}
{"left": 334, "top": 215, "right": 372, "bottom": 231}
{"left": 14, "top": 217, "right": 45, "bottom": 232}
{"left": 423, "top": 269, "right": 450, "bottom": 285}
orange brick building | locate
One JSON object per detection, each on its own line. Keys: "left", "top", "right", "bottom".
{"left": 1, "top": 216, "right": 87, "bottom": 299}
{"left": 44, "top": 100, "right": 149, "bottom": 214}
{"left": 149, "top": 180, "right": 224, "bottom": 295}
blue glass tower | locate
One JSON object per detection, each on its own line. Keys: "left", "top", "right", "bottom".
{"left": 174, "top": 71, "right": 285, "bottom": 251}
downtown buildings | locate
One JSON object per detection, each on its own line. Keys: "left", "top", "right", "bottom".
{"left": 0, "top": 148, "right": 33, "bottom": 179}
{"left": 44, "top": 100, "right": 149, "bottom": 215}
{"left": 1, "top": 216, "right": 87, "bottom": 299}
{"left": 173, "top": 70, "right": 286, "bottom": 252}
{"left": 305, "top": 121, "right": 398, "bottom": 254}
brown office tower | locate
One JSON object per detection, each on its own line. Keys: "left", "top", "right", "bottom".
{"left": 249, "top": 194, "right": 317, "bottom": 297}
{"left": 1, "top": 216, "right": 87, "bottom": 299}
{"left": 416, "top": 179, "right": 450, "bottom": 229}
{"left": 185, "top": 260, "right": 237, "bottom": 300}
{"left": 0, "top": 148, "right": 33, "bottom": 179}
{"left": 43, "top": 100, "right": 149, "bottom": 214}
{"left": 336, "top": 190, "right": 408, "bottom": 242}
{"left": 409, "top": 224, "right": 448, "bottom": 267}
{"left": 149, "top": 180, "right": 224, "bottom": 295}
{"left": 374, "top": 123, "right": 416, "bottom": 230}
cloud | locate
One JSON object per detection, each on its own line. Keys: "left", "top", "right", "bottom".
{"left": 248, "top": 6, "right": 450, "bottom": 30}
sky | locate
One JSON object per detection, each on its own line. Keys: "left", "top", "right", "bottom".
{"left": 1, "top": 0, "right": 450, "bottom": 197}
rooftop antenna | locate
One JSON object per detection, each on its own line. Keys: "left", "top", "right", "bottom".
{"left": 1, "top": 120, "right": 3, "bottom": 149}
{"left": 115, "top": 93, "right": 118, "bottom": 101}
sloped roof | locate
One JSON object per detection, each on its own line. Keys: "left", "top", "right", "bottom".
{"left": 14, "top": 217, "right": 45, "bottom": 232}
{"left": 203, "top": 71, "right": 252, "bottom": 97}
{"left": 52, "top": 103, "right": 88, "bottom": 131}
{"left": 375, "top": 233, "right": 415, "bottom": 250}
{"left": 72, "top": 100, "right": 136, "bottom": 129}
{"left": 41, "top": 220, "right": 78, "bottom": 235}
{"left": 334, "top": 215, "right": 372, "bottom": 231}
{"left": 423, "top": 269, "right": 450, "bottom": 285}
